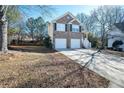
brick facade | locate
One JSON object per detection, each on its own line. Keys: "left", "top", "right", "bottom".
{"left": 48, "top": 12, "right": 87, "bottom": 48}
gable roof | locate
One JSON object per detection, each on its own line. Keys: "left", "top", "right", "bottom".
{"left": 114, "top": 22, "right": 124, "bottom": 33}
{"left": 52, "top": 12, "right": 81, "bottom": 24}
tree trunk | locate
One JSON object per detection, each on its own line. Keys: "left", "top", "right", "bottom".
{"left": 31, "top": 30, "right": 34, "bottom": 41}
{"left": 0, "top": 6, "right": 8, "bottom": 53}
{"left": 1, "top": 21, "right": 8, "bottom": 53}
{"left": 0, "top": 24, "right": 2, "bottom": 50}
{"left": 100, "top": 25, "right": 106, "bottom": 49}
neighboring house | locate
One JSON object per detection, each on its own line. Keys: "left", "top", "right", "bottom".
{"left": 48, "top": 12, "right": 91, "bottom": 49}
{"left": 108, "top": 22, "right": 124, "bottom": 51}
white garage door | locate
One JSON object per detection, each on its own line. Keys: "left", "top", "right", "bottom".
{"left": 71, "top": 39, "right": 80, "bottom": 49}
{"left": 55, "top": 38, "right": 67, "bottom": 49}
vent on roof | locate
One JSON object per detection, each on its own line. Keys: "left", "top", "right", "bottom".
{"left": 67, "top": 16, "right": 71, "bottom": 20}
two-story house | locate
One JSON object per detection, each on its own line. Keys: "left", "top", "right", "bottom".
{"left": 48, "top": 12, "right": 90, "bottom": 49}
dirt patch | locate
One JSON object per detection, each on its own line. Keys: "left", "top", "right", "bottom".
{"left": 0, "top": 46, "right": 109, "bottom": 88}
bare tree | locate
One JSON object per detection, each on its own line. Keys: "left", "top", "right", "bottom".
{"left": 0, "top": 5, "right": 54, "bottom": 53}
{"left": 91, "top": 6, "right": 124, "bottom": 49}
{"left": 0, "top": 5, "right": 8, "bottom": 53}
{"left": 77, "top": 13, "right": 96, "bottom": 33}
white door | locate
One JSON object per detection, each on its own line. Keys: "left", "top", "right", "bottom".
{"left": 55, "top": 38, "right": 67, "bottom": 49}
{"left": 71, "top": 39, "right": 80, "bottom": 48}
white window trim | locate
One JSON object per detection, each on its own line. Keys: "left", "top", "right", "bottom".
{"left": 56, "top": 23, "right": 65, "bottom": 31}
{"left": 72, "top": 25, "right": 79, "bottom": 32}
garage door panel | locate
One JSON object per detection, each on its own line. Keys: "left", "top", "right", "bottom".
{"left": 71, "top": 39, "right": 80, "bottom": 48}
{"left": 55, "top": 38, "right": 66, "bottom": 49}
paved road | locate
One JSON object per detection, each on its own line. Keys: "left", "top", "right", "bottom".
{"left": 57, "top": 49, "right": 124, "bottom": 88}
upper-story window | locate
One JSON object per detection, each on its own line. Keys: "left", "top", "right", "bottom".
{"left": 56, "top": 23, "right": 65, "bottom": 31}
{"left": 72, "top": 25, "right": 79, "bottom": 32}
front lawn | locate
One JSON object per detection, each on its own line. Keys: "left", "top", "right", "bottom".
{"left": 0, "top": 46, "right": 109, "bottom": 88}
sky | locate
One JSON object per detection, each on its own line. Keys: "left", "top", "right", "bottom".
{"left": 24, "top": 5, "right": 99, "bottom": 22}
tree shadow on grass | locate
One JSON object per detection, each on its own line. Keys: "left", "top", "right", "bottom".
{"left": 15, "top": 67, "right": 109, "bottom": 88}
{"left": 14, "top": 56, "right": 109, "bottom": 88}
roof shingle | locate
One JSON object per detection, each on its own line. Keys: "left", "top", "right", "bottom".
{"left": 114, "top": 22, "right": 124, "bottom": 32}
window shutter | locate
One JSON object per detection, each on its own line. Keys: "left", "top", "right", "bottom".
{"left": 65, "top": 24, "right": 67, "bottom": 31}
{"left": 79, "top": 26, "right": 81, "bottom": 32}
{"left": 54, "top": 23, "right": 56, "bottom": 31}
{"left": 70, "top": 24, "right": 72, "bottom": 31}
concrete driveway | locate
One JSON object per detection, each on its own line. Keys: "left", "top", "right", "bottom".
{"left": 57, "top": 49, "right": 124, "bottom": 88}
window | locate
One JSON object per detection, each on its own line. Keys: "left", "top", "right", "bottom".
{"left": 56, "top": 23, "right": 65, "bottom": 31}
{"left": 72, "top": 25, "right": 79, "bottom": 32}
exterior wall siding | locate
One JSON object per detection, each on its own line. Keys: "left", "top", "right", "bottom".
{"left": 48, "top": 23, "right": 54, "bottom": 43}
{"left": 71, "top": 20, "right": 80, "bottom": 25}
